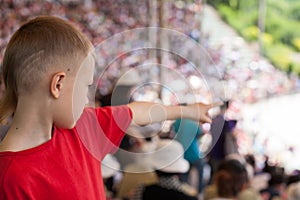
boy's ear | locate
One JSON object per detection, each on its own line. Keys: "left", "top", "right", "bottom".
{"left": 50, "top": 72, "right": 66, "bottom": 99}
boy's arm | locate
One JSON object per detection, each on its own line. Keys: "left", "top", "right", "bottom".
{"left": 127, "top": 101, "right": 222, "bottom": 126}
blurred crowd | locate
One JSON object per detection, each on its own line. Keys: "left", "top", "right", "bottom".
{"left": 99, "top": 100, "right": 300, "bottom": 200}
{"left": 1, "top": 0, "right": 300, "bottom": 200}
{"left": 1, "top": 0, "right": 298, "bottom": 101}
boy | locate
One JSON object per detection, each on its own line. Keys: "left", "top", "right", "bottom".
{"left": 0, "top": 16, "right": 220, "bottom": 199}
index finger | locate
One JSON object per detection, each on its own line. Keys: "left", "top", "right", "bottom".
{"left": 209, "top": 101, "right": 223, "bottom": 108}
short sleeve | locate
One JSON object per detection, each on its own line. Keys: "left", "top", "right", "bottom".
{"left": 75, "top": 106, "right": 132, "bottom": 160}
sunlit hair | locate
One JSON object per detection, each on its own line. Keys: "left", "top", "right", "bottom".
{"left": 0, "top": 16, "right": 93, "bottom": 124}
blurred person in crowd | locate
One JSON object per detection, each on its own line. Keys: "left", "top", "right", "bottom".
{"left": 173, "top": 116, "right": 206, "bottom": 194}
{"left": 260, "top": 173, "right": 287, "bottom": 200}
{"left": 208, "top": 101, "right": 238, "bottom": 182}
{"left": 243, "top": 154, "right": 271, "bottom": 193}
{"left": 101, "top": 154, "right": 121, "bottom": 200}
{"left": 116, "top": 125, "right": 159, "bottom": 200}
{"left": 117, "top": 162, "right": 158, "bottom": 200}
{"left": 227, "top": 154, "right": 263, "bottom": 200}
{"left": 204, "top": 158, "right": 262, "bottom": 200}
{"left": 131, "top": 139, "right": 198, "bottom": 200}
{"left": 245, "top": 154, "right": 256, "bottom": 173}
{"left": 224, "top": 119, "right": 238, "bottom": 155}
{"left": 263, "top": 156, "right": 285, "bottom": 177}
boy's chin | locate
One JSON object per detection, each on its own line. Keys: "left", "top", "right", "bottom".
{"left": 68, "top": 120, "right": 79, "bottom": 129}
{"left": 55, "top": 120, "right": 77, "bottom": 130}
{"left": 68, "top": 123, "right": 77, "bottom": 129}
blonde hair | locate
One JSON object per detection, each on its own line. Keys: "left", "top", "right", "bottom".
{"left": 0, "top": 16, "right": 93, "bottom": 124}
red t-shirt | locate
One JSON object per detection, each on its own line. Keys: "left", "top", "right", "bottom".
{"left": 0, "top": 106, "right": 132, "bottom": 200}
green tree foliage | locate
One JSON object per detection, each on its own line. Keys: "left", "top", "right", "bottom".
{"left": 208, "top": 0, "right": 300, "bottom": 75}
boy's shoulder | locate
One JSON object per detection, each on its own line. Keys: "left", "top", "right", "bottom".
{"left": 0, "top": 140, "right": 104, "bottom": 199}
{"left": 0, "top": 152, "right": 43, "bottom": 197}
{"left": 0, "top": 127, "right": 94, "bottom": 197}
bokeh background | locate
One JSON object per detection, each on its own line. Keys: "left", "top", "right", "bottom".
{"left": 1, "top": 0, "right": 300, "bottom": 186}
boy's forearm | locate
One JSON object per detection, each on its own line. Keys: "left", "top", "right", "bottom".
{"left": 127, "top": 102, "right": 177, "bottom": 126}
{"left": 127, "top": 101, "right": 218, "bottom": 126}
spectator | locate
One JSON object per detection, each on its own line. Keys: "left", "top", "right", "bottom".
{"left": 173, "top": 117, "right": 206, "bottom": 194}
{"left": 260, "top": 173, "right": 287, "bottom": 200}
{"left": 101, "top": 154, "right": 121, "bottom": 199}
{"left": 131, "top": 139, "right": 198, "bottom": 200}
{"left": 204, "top": 159, "right": 261, "bottom": 200}
{"left": 209, "top": 101, "right": 238, "bottom": 182}
{"left": 116, "top": 125, "right": 159, "bottom": 199}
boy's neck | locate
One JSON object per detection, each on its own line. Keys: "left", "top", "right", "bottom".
{"left": 0, "top": 96, "right": 53, "bottom": 152}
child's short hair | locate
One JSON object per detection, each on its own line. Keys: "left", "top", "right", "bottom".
{"left": 0, "top": 16, "right": 93, "bottom": 124}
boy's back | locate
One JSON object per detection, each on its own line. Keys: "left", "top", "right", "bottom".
{"left": 0, "top": 106, "right": 132, "bottom": 199}
{"left": 0, "top": 127, "right": 103, "bottom": 199}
